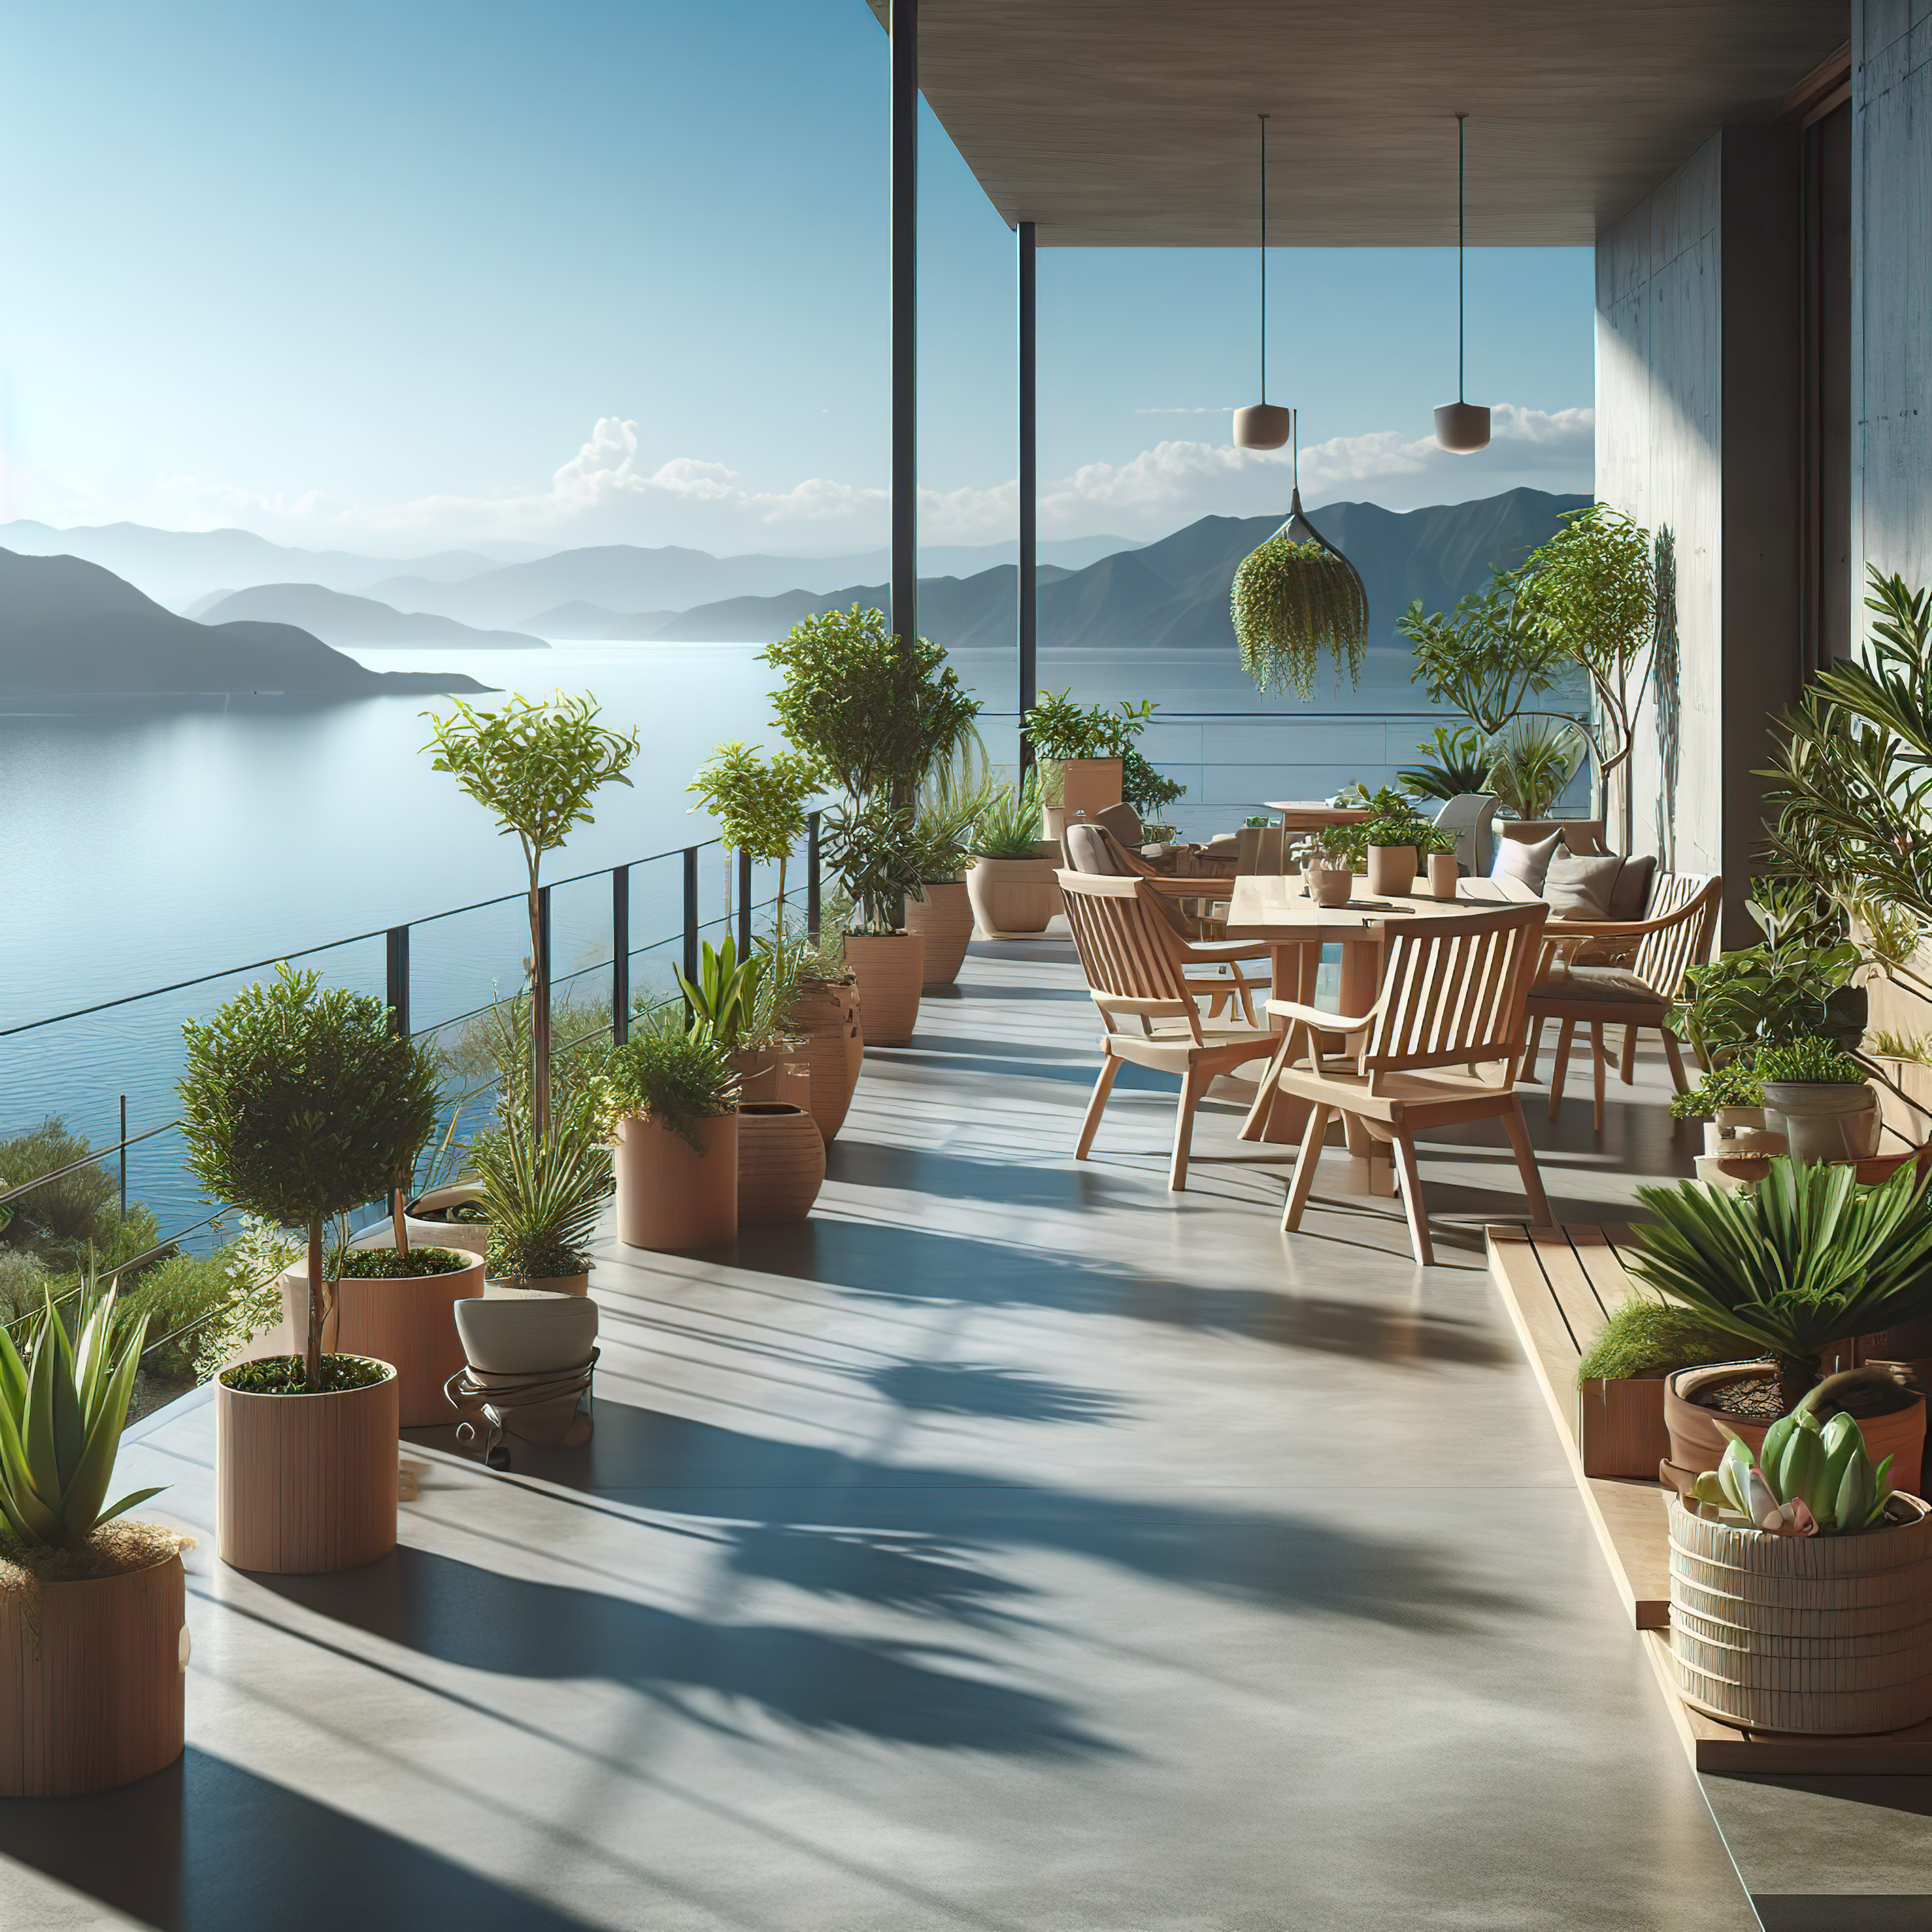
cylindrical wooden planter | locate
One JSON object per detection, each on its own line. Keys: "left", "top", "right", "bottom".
{"left": 216, "top": 1364, "right": 400, "bottom": 1574}
{"left": 1057, "top": 757, "right": 1124, "bottom": 822}
{"left": 1665, "top": 1363, "right": 1928, "bottom": 1498}
{"left": 907, "top": 880, "right": 974, "bottom": 988}
{"left": 327, "top": 1251, "right": 484, "bottom": 1428}
{"left": 845, "top": 933, "right": 924, "bottom": 1047}
{"left": 403, "top": 1183, "right": 488, "bottom": 1256}
{"left": 1365, "top": 844, "right": 1418, "bottom": 895}
{"left": 966, "top": 857, "right": 1058, "bottom": 937}
{"left": 784, "top": 980, "right": 859, "bottom": 1144}
{"left": 613, "top": 1112, "right": 739, "bottom": 1250}
{"left": 1667, "top": 1492, "right": 1932, "bottom": 1733}
{"left": 1762, "top": 1081, "right": 1881, "bottom": 1162}
{"left": 738, "top": 1103, "right": 827, "bottom": 1225}
{"left": 0, "top": 1546, "right": 186, "bottom": 1796}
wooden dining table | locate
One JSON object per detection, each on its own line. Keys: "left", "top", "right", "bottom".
{"left": 1263, "top": 800, "right": 1372, "bottom": 840}
{"left": 1220, "top": 871, "right": 1546, "bottom": 1163}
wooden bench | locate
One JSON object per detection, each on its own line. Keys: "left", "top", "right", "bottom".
{"left": 1486, "top": 1220, "right": 1932, "bottom": 1774}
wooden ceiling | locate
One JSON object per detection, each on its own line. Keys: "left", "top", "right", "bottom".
{"left": 864, "top": 1, "right": 1848, "bottom": 245}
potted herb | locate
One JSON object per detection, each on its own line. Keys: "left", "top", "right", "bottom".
{"left": 1669, "top": 1062, "right": 1768, "bottom": 1131}
{"left": 965, "top": 774, "right": 1057, "bottom": 937}
{"left": 1571, "top": 1292, "right": 1744, "bottom": 1479}
{"left": 1670, "top": 1379, "right": 1932, "bottom": 1735}
{"left": 1352, "top": 791, "right": 1455, "bottom": 897}
{"left": 0, "top": 1276, "right": 185, "bottom": 1796}
{"left": 823, "top": 799, "right": 938, "bottom": 1047}
{"left": 472, "top": 1087, "right": 611, "bottom": 1295}
{"left": 179, "top": 964, "right": 442, "bottom": 1574}
{"left": 1021, "top": 689, "right": 1157, "bottom": 835}
{"left": 1628, "top": 1159, "right": 1932, "bottom": 1492}
{"left": 1755, "top": 1036, "right": 1881, "bottom": 1163}
{"left": 599, "top": 1015, "right": 741, "bottom": 1251}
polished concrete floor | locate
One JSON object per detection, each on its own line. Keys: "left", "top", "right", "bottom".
{"left": 6, "top": 938, "right": 1930, "bottom": 1929}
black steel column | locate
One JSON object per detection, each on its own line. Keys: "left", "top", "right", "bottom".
{"left": 890, "top": 0, "right": 918, "bottom": 656}
{"left": 737, "top": 848, "right": 753, "bottom": 958}
{"left": 1018, "top": 219, "right": 1037, "bottom": 773}
{"left": 611, "top": 864, "right": 630, "bottom": 1046}
{"left": 682, "top": 847, "right": 699, "bottom": 987}
{"left": 807, "top": 810, "right": 822, "bottom": 941}
{"left": 385, "top": 924, "right": 410, "bottom": 1037}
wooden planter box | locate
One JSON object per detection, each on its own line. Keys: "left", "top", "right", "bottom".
{"left": 1577, "top": 1374, "right": 1672, "bottom": 1479}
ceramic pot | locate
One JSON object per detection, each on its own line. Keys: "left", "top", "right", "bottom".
{"left": 1762, "top": 1081, "right": 1881, "bottom": 1162}
{"left": 785, "top": 979, "right": 859, "bottom": 1143}
{"left": 730, "top": 1042, "right": 810, "bottom": 1109}
{"left": 845, "top": 933, "right": 925, "bottom": 1047}
{"left": 1702, "top": 1120, "right": 1787, "bottom": 1158}
{"left": 1714, "top": 1106, "right": 1768, "bottom": 1134}
{"left": 1664, "top": 1361, "right": 1927, "bottom": 1497}
{"left": 484, "top": 1272, "right": 589, "bottom": 1296}
{"left": 966, "top": 856, "right": 1058, "bottom": 937}
{"left": 1365, "top": 844, "right": 1418, "bottom": 895}
{"left": 330, "top": 1249, "right": 483, "bottom": 1428}
{"left": 402, "top": 1182, "right": 488, "bottom": 1256}
{"left": 1057, "top": 757, "right": 1124, "bottom": 823}
{"left": 907, "top": 880, "right": 974, "bottom": 987}
{"left": 216, "top": 1360, "right": 400, "bottom": 1574}
{"left": 737, "top": 1102, "right": 826, "bottom": 1225}
{"left": 1427, "top": 852, "right": 1460, "bottom": 898}
{"left": 451, "top": 1296, "right": 599, "bottom": 1448}
{"left": 1311, "top": 865, "right": 1354, "bottom": 909}
{"left": 0, "top": 1544, "right": 186, "bottom": 1796}
{"left": 1668, "top": 1492, "right": 1932, "bottom": 1734}
{"left": 612, "top": 1112, "right": 739, "bottom": 1250}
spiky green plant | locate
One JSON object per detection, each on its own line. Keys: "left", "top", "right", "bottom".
{"left": 677, "top": 937, "right": 764, "bottom": 1049}
{"left": 1755, "top": 1036, "right": 1869, "bottom": 1085}
{"left": 1230, "top": 536, "right": 1368, "bottom": 699}
{"left": 969, "top": 774, "right": 1045, "bottom": 859}
{"left": 0, "top": 1274, "right": 160, "bottom": 1550}
{"left": 472, "top": 1084, "right": 611, "bottom": 1278}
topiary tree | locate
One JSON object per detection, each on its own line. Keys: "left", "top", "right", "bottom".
{"left": 423, "top": 691, "right": 639, "bottom": 1140}
{"left": 178, "top": 965, "right": 443, "bottom": 1392}
{"left": 686, "top": 739, "right": 825, "bottom": 934}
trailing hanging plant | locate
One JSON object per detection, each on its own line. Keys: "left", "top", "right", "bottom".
{"left": 1231, "top": 528, "right": 1368, "bottom": 699}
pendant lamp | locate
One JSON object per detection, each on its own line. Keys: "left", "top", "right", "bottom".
{"left": 1434, "top": 113, "right": 1491, "bottom": 454}
{"left": 1233, "top": 114, "right": 1290, "bottom": 450}
{"left": 1230, "top": 409, "right": 1369, "bottom": 698}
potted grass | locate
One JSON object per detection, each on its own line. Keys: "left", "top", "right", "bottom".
{"left": 1757, "top": 1035, "right": 1881, "bottom": 1163}
{"left": 180, "top": 964, "right": 441, "bottom": 1574}
{"left": 1628, "top": 1159, "right": 1932, "bottom": 1497}
{"left": 1572, "top": 1293, "right": 1748, "bottom": 1479}
{"left": 0, "top": 1275, "right": 186, "bottom": 1796}
{"left": 600, "top": 1011, "right": 741, "bottom": 1251}
{"left": 472, "top": 1085, "right": 611, "bottom": 1296}
{"left": 965, "top": 773, "right": 1057, "bottom": 937}
{"left": 909, "top": 749, "right": 996, "bottom": 989}
{"left": 824, "top": 798, "right": 936, "bottom": 1048}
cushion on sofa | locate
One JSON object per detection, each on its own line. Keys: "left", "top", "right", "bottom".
{"left": 1608, "top": 853, "right": 1656, "bottom": 923}
{"left": 1544, "top": 852, "right": 1624, "bottom": 921}
{"left": 1491, "top": 829, "right": 1563, "bottom": 892}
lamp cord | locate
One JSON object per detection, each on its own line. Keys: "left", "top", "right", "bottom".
{"left": 1258, "top": 114, "right": 1269, "bottom": 398}
{"left": 1456, "top": 112, "right": 1466, "bottom": 402}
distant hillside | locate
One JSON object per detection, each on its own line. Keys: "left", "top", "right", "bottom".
{"left": 0, "top": 550, "right": 487, "bottom": 696}
{"left": 636, "top": 488, "right": 1590, "bottom": 650}
{"left": 193, "top": 583, "right": 544, "bottom": 650}
{"left": 519, "top": 600, "right": 679, "bottom": 640}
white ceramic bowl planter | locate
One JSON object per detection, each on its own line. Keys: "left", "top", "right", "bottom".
{"left": 1762, "top": 1080, "right": 1881, "bottom": 1162}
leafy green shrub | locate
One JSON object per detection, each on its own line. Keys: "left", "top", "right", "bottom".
{"left": 598, "top": 1018, "right": 739, "bottom": 1152}
{"left": 1756, "top": 1037, "right": 1870, "bottom": 1085}
{"left": 1021, "top": 689, "right": 1156, "bottom": 762}
{"left": 333, "top": 1247, "right": 472, "bottom": 1279}
{"left": 226, "top": 1354, "right": 388, "bottom": 1395}
{"left": 0, "top": 1119, "right": 170, "bottom": 1281}
{"left": 1575, "top": 1296, "right": 1744, "bottom": 1384}
{"left": 687, "top": 740, "right": 824, "bottom": 930}
{"left": 1668, "top": 1062, "right": 1766, "bottom": 1121}
{"left": 822, "top": 798, "right": 936, "bottom": 935}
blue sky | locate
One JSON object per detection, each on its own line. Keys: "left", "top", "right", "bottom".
{"left": 0, "top": 0, "right": 1594, "bottom": 557}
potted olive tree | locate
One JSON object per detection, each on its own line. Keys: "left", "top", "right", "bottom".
{"left": 599, "top": 1012, "right": 741, "bottom": 1251}
{"left": 0, "top": 1276, "right": 185, "bottom": 1796}
{"left": 180, "top": 964, "right": 441, "bottom": 1574}
{"left": 422, "top": 691, "right": 639, "bottom": 1141}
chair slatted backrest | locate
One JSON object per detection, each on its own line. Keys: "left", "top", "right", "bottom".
{"left": 1359, "top": 903, "right": 1550, "bottom": 1083}
{"left": 1055, "top": 869, "right": 1200, "bottom": 1038}
{"left": 1633, "top": 874, "right": 1721, "bottom": 998}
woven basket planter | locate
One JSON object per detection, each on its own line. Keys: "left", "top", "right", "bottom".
{"left": 907, "top": 880, "right": 974, "bottom": 988}
{"left": 1666, "top": 1491, "right": 1932, "bottom": 1733}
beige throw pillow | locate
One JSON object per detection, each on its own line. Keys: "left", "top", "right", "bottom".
{"left": 1544, "top": 851, "right": 1625, "bottom": 921}
{"left": 1491, "top": 829, "right": 1563, "bottom": 892}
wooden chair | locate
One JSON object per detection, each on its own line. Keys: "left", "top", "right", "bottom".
{"left": 1057, "top": 869, "right": 1278, "bottom": 1190}
{"left": 1244, "top": 901, "right": 1552, "bottom": 1264}
{"left": 1525, "top": 873, "right": 1720, "bottom": 1129}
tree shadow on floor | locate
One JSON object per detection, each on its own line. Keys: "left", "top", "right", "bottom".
{"left": 867, "top": 1360, "right": 1128, "bottom": 1424}
{"left": 0, "top": 1747, "right": 602, "bottom": 1932}
{"left": 722, "top": 1522, "right": 1037, "bottom": 1629}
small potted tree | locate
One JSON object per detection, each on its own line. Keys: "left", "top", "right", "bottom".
{"left": 1756, "top": 1036, "right": 1882, "bottom": 1163}
{"left": 964, "top": 774, "right": 1056, "bottom": 937}
{"left": 600, "top": 1013, "right": 741, "bottom": 1251}
{"left": 180, "top": 964, "right": 441, "bottom": 1574}
{"left": 0, "top": 1277, "right": 185, "bottom": 1796}
{"left": 1021, "top": 689, "right": 1158, "bottom": 836}
{"left": 824, "top": 798, "right": 936, "bottom": 1048}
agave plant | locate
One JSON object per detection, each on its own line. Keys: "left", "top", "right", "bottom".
{"left": 0, "top": 1274, "right": 161, "bottom": 1550}
{"left": 1692, "top": 1370, "right": 1897, "bottom": 1536}
{"left": 1485, "top": 715, "right": 1587, "bottom": 819}
{"left": 1628, "top": 1159, "right": 1932, "bottom": 1408}
{"left": 470, "top": 1087, "right": 611, "bottom": 1281}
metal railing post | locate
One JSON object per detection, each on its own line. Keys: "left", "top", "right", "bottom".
{"left": 682, "top": 846, "right": 699, "bottom": 987}
{"left": 737, "top": 847, "right": 753, "bottom": 957}
{"left": 611, "top": 864, "right": 630, "bottom": 1046}
{"left": 118, "top": 1095, "right": 127, "bottom": 1219}
{"left": 385, "top": 924, "right": 410, "bottom": 1037}
{"left": 807, "top": 811, "right": 822, "bottom": 942}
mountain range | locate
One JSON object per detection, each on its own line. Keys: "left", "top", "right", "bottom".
{"left": 188, "top": 583, "right": 544, "bottom": 650}
{"left": 0, "top": 550, "right": 487, "bottom": 697}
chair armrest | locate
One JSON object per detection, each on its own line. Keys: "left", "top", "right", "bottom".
{"left": 1545, "top": 908, "right": 1689, "bottom": 940}
{"left": 1264, "top": 996, "right": 1377, "bottom": 1034}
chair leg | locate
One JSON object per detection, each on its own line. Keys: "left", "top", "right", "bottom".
{"left": 1501, "top": 1098, "right": 1554, "bottom": 1227}
{"left": 1390, "top": 1130, "right": 1434, "bottom": 1266}
{"left": 1169, "top": 1060, "right": 1209, "bottom": 1192}
{"left": 1661, "top": 1028, "right": 1689, "bottom": 1094}
{"left": 1230, "top": 963, "right": 1257, "bottom": 1027}
{"left": 1075, "top": 1053, "right": 1122, "bottom": 1161}
{"left": 1281, "top": 1104, "right": 1333, "bottom": 1232}
{"left": 1619, "top": 1024, "right": 1638, "bottom": 1085}
{"left": 1523, "top": 1014, "right": 1545, "bottom": 1082}
{"left": 1548, "top": 1019, "right": 1576, "bottom": 1122}
{"left": 1591, "top": 1023, "right": 1607, "bottom": 1132}
{"left": 1240, "top": 1026, "right": 1294, "bottom": 1139}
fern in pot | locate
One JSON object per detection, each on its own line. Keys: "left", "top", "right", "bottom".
{"left": 599, "top": 1012, "right": 741, "bottom": 1252}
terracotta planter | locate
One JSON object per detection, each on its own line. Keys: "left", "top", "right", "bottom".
{"left": 216, "top": 1361, "right": 400, "bottom": 1574}
{"left": 731, "top": 1042, "right": 810, "bottom": 1109}
{"left": 484, "top": 1272, "right": 589, "bottom": 1297}
{"left": 613, "top": 1112, "right": 739, "bottom": 1250}
{"left": 845, "top": 933, "right": 924, "bottom": 1046}
{"left": 1762, "top": 1081, "right": 1881, "bottom": 1162}
{"left": 403, "top": 1182, "right": 488, "bottom": 1256}
{"left": 785, "top": 978, "right": 860, "bottom": 1143}
{"left": 1311, "top": 865, "right": 1353, "bottom": 909}
{"left": 1056, "top": 756, "right": 1124, "bottom": 822}
{"left": 1427, "top": 852, "right": 1459, "bottom": 898}
{"left": 1365, "top": 844, "right": 1418, "bottom": 895}
{"left": 1667, "top": 1492, "right": 1932, "bottom": 1734}
{"left": 966, "top": 856, "right": 1058, "bottom": 936}
{"left": 907, "top": 879, "right": 974, "bottom": 987}
{"left": 1665, "top": 1362, "right": 1927, "bottom": 1497}
{"left": 738, "top": 1102, "right": 827, "bottom": 1225}
{"left": 0, "top": 1544, "right": 186, "bottom": 1796}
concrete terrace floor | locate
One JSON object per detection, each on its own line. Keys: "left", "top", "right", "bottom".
{"left": 6, "top": 937, "right": 1932, "bottom": 1930}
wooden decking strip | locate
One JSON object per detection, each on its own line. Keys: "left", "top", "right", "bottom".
{"left": 1486, "top": 1221, "right": 1932, "bottom": 1775}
